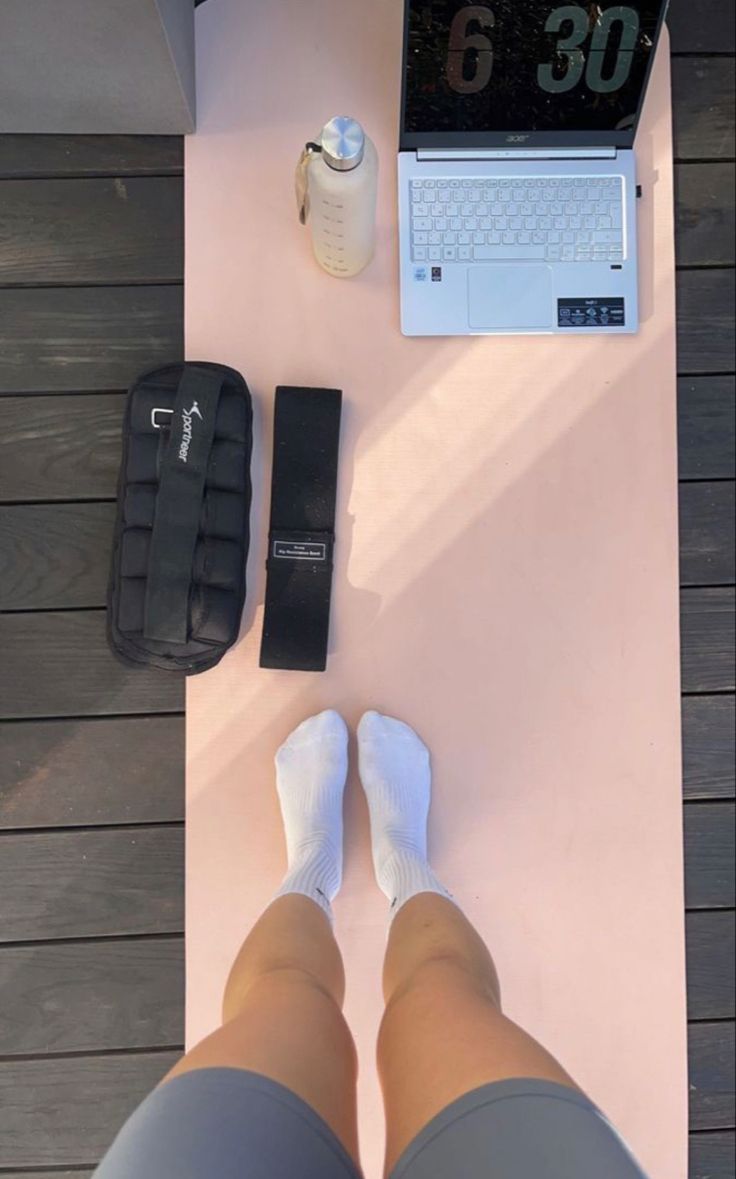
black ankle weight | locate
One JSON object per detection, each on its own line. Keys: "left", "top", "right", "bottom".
{"left": 107, "top": 362, "right": 252, "bottom": 673}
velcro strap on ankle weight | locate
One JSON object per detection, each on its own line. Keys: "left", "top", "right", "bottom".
{"left": 143, "top": 366, "right": 223, "bottom": 644}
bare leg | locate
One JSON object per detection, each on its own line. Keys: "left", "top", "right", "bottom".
{"left": 379, "top": 893, "right": 578, "bottom": 1173}
{"left": 355, "top": 711, "right": 580, "bottom": 1172}
{"left": 356, "top": 710, "right": 580, "bottom": 1173}
{"left": 164, "top": 894, "right": 360, "bottom": 1162}
{"left": 164, "top": 711, "right": 359, "bottom": 1162}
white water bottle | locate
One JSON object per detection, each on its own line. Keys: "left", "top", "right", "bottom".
{"left": 296, "top": 116, "right": 378, "bottom": 278}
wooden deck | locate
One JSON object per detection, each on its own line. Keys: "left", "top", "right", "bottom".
{"left": 0, "top": 6, "right": 734, "bottom": 1174}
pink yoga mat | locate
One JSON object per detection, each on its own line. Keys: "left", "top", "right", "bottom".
{"left": 185, "top": 6, "right": 686, "bottom": 1176}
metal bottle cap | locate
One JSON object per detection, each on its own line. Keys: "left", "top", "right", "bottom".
{"left": 320, "top": 116, "right": 365, "bottom": 171}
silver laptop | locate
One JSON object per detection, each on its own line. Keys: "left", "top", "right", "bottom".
{"left": 398, "top": 0, "right": 668, "bottom": 336}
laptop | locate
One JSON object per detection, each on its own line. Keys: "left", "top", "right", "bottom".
{"left": 398, "top": 0, "right": 668, "bottom": 336}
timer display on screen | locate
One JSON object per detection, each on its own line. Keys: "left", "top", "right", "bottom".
{"left": 404, "top": 0, "right": 664, "bottom": 134}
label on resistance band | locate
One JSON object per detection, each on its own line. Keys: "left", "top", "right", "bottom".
{"left": 272, "top": 540, "right": 328, "bottom": 562}
{"left": 557, "top": 297, "right": 625, "bottom": 328}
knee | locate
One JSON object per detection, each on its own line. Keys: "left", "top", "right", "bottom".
{"left": 377, "top": 953, "right": 501, "bottom": 1075}
{"left": 224, "top": 963, "right": 359, "bottom": 1078}
{"left": 223, "top": 959, "right": 344, "bottom": 1024}
{"left": 384, "top": 951, "right": 501, "bottom": 1021}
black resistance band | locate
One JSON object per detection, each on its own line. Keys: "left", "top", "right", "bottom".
{"left": 259, "top": 386, "right": 342, "bottom": 672}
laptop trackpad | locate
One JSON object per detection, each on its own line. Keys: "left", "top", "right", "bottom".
{"left": 468, "top": 265, "right": 553, "bottom": 330}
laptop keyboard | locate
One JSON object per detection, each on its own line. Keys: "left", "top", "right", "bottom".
{"left": 409, "top": 176, "right": 624, "bottom": 264}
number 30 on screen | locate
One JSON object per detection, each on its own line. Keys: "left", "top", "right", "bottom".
{"left": 446, "top": 4, "right": 641, "bottom": 95}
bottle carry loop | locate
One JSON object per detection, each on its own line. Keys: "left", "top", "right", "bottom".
{"left": 295, "top": 141, "right": 322, "bottom": 225}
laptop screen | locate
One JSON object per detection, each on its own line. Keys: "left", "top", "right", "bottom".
{"left": 402, "top": 0, "right": 666, "bottom": 145}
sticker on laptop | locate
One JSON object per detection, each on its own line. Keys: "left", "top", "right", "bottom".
{"left": 558, "top": 298, "right": 625, "bottom": 328}
{"left": 414, "top": 266, "right": 428, "bottom": 282}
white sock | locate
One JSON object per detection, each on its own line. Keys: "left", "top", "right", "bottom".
{"left": 357, "top": 711, "right": 453, "bottom": 919}
{"left": 273, "top": 710, "right": 348, "bottom": 920}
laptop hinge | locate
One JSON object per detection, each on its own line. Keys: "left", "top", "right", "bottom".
{"left": 416, "top": 147, "right": 618, "bottom": 162}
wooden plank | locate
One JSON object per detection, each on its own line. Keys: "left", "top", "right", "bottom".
{"left": 672, "top": 58, "right": 736, "bottom": 162}
{"left": 689, "top": 1021, "right": 736, "bottom": 1131}
{"left": 0, "top": 611, "right": 184, "bottom": 719}
{"left": 680, "top": 588, "right": 736, "bottom": 693}
{"left": 677, "top": 270, "right": 736, "bottom": 375}
{"left": 0, "top": 177, "right": 183, "bottom": 286}
{"left": 684, "top": 802, "right": 736, "bottom": 909}
{"left": 678, "top": 376, "right": 736, "bottom": 481}
{"left": 0, "top": 134, "right": 183, "bottom": 179}
{"left": 687, "top": 910, "right": 736, "bottom": 1019}
{"left": 0, "top": 502, "right": 114, "bottom": 610}
{"left": 0, "top": 286, "right": 182, "bottom": 394}
{"left": 0, "top": 1051, "right": 178, "bottom": 1168}
{"left": 0, "top": 1172, "right": 92, "bottom": 1178}
{"left": 679, "top": 481, "right": 736, "bottom": 586}
{"left": 0, "top": 715, "right": 184, "bottom": 829}
{"left": 675, "top": 163, "right": 736, "bottom": 267}
{"left": 668, "top": 0, "right": 736, "bottom": 53}
{"left": 690, "top": 1131, "right": 736, "bottom": 1179}
{"left": 0, "top": 827, "right": 183, "bottom": 942}
{"left": 0, "top": 393, "right": 124, "bottom": 502}
{"left": 682, "top": 695, "right": 736, "bottom": 800}
{"left": 0, "top": 937, "right": 183, "bottom": 1054}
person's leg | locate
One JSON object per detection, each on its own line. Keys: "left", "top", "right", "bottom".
{"left": 164, "top": 710, "right": 360, "bottom": 1162}
{"left": 357, "top": 712, "right": 578, "bottom": 1174}
{"left": 165, "top": 894, "right": 359, "bottom": 1160}
{"left": 380, "top": 894, "right": 577, "bottom": 1172}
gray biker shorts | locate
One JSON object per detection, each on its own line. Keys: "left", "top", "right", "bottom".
{"left": 94, "top": 1067, "right": 648, "bottom": 1178}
